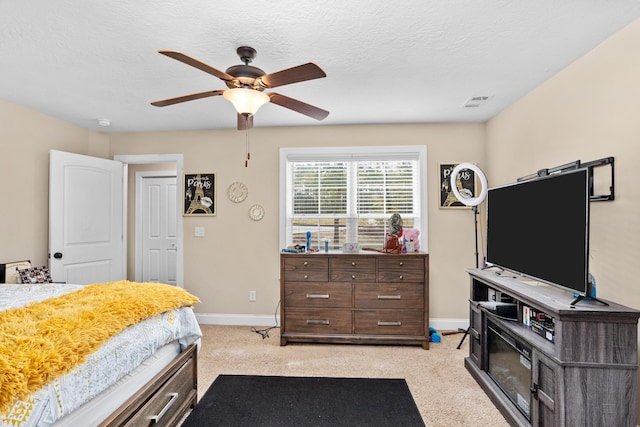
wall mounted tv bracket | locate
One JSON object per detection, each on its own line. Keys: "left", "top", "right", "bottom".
{"left": 517, "top": 156, "right": 614, "bottom": 202}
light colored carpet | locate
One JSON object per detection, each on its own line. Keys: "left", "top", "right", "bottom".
{"left": 192, "top": 325, "right": 509, "bottom": 427}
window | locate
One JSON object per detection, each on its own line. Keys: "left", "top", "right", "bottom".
{"left": 279, "top": 146, "right": 427, "bottom": 251}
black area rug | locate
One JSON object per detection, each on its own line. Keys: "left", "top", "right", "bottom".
{"left": 181, "top": 374, "right": 425, "bottom": 427}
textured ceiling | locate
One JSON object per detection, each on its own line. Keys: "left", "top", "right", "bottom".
{"left": 1, "top": 1, "right": 639, "bottom": 132}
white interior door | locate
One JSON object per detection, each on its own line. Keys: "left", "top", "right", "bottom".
{"left": 139, "top": 174, "right": 177, "bottom": 285}
{"left": 115, "top": 153, "right": 183, "bottom": 288}
{"left": 49, "top": 150, "right": 125, "bottom": 284}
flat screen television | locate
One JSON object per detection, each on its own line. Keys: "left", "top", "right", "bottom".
{"left": 485, "top": 168, "right": 590, "bottom": 297}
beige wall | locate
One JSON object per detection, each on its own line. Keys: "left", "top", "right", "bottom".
{"left": 486, "top": 17, "right": 640, "bottom": 421}
{"left": 0, "top": 99, "right": 484, "bottom": 322}
{"left": 109, "top": 124, "right": 485, "bottom": 320}
{"left": 486, "top": 18, "right": 640, "bottom": 311}
{"left": 0, "top": 100, "right": 97, "bottom": 266}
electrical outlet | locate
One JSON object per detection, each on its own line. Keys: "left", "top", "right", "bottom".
{"left": 249, "top": 291, "right": 257, "bottom": 302}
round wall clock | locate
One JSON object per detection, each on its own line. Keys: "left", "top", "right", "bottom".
{"left": 227, "top": 182, "right": 248, "bottom": 203}
{"left": 248, "top": 204, "right": 265, "bottom": 221}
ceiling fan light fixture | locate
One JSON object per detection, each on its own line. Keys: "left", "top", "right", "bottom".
{"left": 152, "top": 48, "right": 328, "bottom": 130}
{"left": 223, "top": 88, "right": 270, "bottom": 115}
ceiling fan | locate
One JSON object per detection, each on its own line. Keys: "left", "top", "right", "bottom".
{"left": 151, "top": 46, "right": 329, "bottom": 130}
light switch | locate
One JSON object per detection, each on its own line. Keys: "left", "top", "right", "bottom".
{"left": 194, "top": 226, "right": 205, "bottom": 237}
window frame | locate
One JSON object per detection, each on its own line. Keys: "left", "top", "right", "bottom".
{"left": 279, "top": 145, "right": 428, "bottom": 252}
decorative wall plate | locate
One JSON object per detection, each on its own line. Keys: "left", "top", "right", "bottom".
{"left": 227, "top": 182, "right": 248, "bottom": 203}
{"left": 248, "top": 204, "right": 265, "bottom": 221}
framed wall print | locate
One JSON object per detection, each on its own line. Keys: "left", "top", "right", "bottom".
{"left": 439, "top": 163, "right": 476, "bottom": 209}
{"left": 184, "top": 173, "right": 216, "bottom": 216}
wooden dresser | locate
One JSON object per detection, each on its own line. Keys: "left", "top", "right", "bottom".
{"left": 280, "top": 252, "right": 429, "bottom": 349}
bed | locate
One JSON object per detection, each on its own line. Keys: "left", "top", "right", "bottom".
{"left": 0, "top": 280, "right": 202, "bottom": 427}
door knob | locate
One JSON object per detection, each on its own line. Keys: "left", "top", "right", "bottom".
{"left": 53, "top": 252, "right": 63, "bottom": 259}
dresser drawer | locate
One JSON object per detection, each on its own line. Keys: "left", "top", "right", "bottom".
{"left": 329, "top": 254, "right": 375, "bottom": 282}
{"left": 354, "top": 284, "right": 424, "bottom": 309}
{"left": 330, "top": 257, "right": 376, "bottom": 271}
{"left": 330, "top": 270, "right": 376, "bottom": 282}
{"left": 284, "top": 269, "right": 329, "bottom": 282}
{"left": 377, "top": 269, "right": 424, "bottom": 283}
{"left": 285, "top": 309, "right": 352, "bottom": 334}
{"left": 354, "top": 310, "right": 424, "bottom": 336}
{"left": 378, "top": 257, "right": 425, "bottom": 270}
{"left": 283, "top": 257, "right": 329, "bottom": 271}
{"left": 284, "top": 283, "right": 352, "bottom": 308}
{"left": 124, "top": 354, "right": 196, "bottom": 426}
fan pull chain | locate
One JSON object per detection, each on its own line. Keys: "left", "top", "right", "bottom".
{"left": 245, "top": 123, "right": 251, "bottom": 168}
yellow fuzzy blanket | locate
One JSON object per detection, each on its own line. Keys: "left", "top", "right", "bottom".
{"left": 0, "top": 281, "right": 199, "bottom": 414}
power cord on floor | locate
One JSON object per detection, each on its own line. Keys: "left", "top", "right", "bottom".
{"left": 251, "top": 300, "right": 281, "bottom": 339}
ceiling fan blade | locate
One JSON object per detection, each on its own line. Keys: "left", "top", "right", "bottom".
{"left": 159, "top": 50, "right": 234, "bottom": 81}
{"left": 151, "top": 90, "right": 224, "bottom": 107}
{"left": 259, "top": 63, "right": 326, "bottom": 88}
{"left": 237, "top": 114, "right": 253, "bottom": 130}
{"left": 268, "top": 93, "right": 329, "bottom": 120}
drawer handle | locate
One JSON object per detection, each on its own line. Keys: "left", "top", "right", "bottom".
{"left": 399, "top": 275, "right": 404, "bottom": 280}
{"left": 150, "top": 392, "right": 179, "bottom": 423}
{"left": 399, "top": 261, "right": 404, "bottom": 266}
{"left": 306, "top": 293, "right": 330, "bottom": 299}
{"left": 351, "top": 261, "right": 356, "bottom": 266}
{"left": 351, "top": 275, "right": 356, "bottom": 280}
{"left": 378, "top": 321, "right": 402, "bottom": 326}
{"left": 378, "top": 295, "right": 401, "bottom": 300}
{"left": 303, "top": 261, "right": 308, "bottom": 266}
{"left": 304, "top": 274, "right": 309, "bottom": 280}
{"left": 307, "top": 319, "right": 330, "bottom": 325}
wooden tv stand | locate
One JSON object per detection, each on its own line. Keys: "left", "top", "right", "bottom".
{"left": 465, "top": 268, "right": 639, "bottom": 427}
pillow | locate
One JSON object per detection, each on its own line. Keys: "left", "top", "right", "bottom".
{"left": 1, "top": 260, "right": 31, "bottom": 283}
{"left": 18, "top": 266, "right": 53, "bottom": 284}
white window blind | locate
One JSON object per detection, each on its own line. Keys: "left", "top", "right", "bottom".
{"left": 280, "top": 146, "right": 427, "bottom": 251}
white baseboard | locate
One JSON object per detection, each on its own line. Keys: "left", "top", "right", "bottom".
{"left": 196, "top": 313, "right": 279, "bottom": 327}
{"left": 195, "top": 313, "right": 468, "bottom": 331}
{"left": 429, "top": 318, "right": 469, "bottom": 332}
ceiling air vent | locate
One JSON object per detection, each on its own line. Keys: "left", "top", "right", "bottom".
{"left": 463, "top": 96, "right": 491, "bottom": 108}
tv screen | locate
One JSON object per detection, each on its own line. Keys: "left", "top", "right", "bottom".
{"left": 486, "top": 168, "right": 590, "bottom": 295}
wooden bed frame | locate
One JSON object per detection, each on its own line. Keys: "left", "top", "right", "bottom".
{"left": 99, "top": 343, "right": 198, "bottom": 426}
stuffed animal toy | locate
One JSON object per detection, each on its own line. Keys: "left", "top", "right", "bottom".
{"left": 403, "top": 228, "right": 420, "bottom": 252}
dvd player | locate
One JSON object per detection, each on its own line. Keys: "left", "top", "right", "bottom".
{"left": 479, "top": 301, "right": 518, "bottom": 319}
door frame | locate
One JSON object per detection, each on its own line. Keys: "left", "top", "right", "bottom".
{"left": 135, "top": 170, "right": 177, "bottom": 283}
{"left": 114, "top": 154, "right": 184, "bottom": 287}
